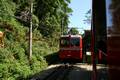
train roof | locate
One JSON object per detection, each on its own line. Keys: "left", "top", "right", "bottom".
{"left": 61, "top": 35, "right": 82, "bottom": 38}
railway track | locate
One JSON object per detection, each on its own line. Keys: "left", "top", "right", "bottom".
{"left": 42, "top": 64, "right": 73, "bottom": 80}
{"left": 30, "top": 63, "right": 108, "bottom": 80}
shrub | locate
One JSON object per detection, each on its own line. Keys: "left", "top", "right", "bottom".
{"left": 0, "top": 63, "right": 11, "bottom": 80}
{"left": 30, "top": 56, "right": 47, "bottom": 74}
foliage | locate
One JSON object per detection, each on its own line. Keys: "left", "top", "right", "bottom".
{"left": 83, "top": 9, "right": 91, "bottom": 24}
{"left": 0, "top": 0, "right": 72, "bottom": 79}
{"left": 0, "top": 40, "right": 49, "bottom": 80}
{"left": 68, "top": 28, "right": 79, "bottom": 35}
{"left": 34, "top": 0, "right": 72, "bottom": 37}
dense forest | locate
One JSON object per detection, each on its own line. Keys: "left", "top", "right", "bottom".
{"left": 0, "top": 0, "right": 72, "bottom": 79}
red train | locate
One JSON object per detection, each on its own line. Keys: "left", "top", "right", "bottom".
{"left": 59, "top": 35, "right": 83, "bottom": 62}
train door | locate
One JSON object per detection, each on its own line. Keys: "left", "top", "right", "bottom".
{"left": 106, "top": 0, "right": 120, "bottom": 80}
{"left": 70, "top": 36, "right": 82, "bottom": 60}
{"left": 59, "top": 37, "right": 70, "bottom": 60}
{"left": 93, "top": 0, "right": 120, "bottom": 80}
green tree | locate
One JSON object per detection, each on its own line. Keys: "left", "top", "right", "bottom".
{"left": 0, "top": 0, "right": 16, "bottom": 21}
{"left": 34, "top": 0, "right": 72, "bottom": 37}
{"left": 83, "top": 9, "right": 91, "bottom": 24}
{"left": 68, "top": 28, "right": 79, "bottom": 35}
{"left": 0, "top": 0, "right": 73, "bottom": 79}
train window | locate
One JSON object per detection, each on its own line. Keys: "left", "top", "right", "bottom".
{"left": 70, "top": 38, "right": 80, "bottom": 46}
{"left": 106, "top": 0, "right": 120, "bottom": 35}
{"left": 60, "top": 38, "right": 69, "bottom": 47}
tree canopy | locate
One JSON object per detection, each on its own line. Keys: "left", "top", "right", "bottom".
{"left": 68, "top": 28, "right": 79, "bottom": 35}
{"left": 0, "top": 0, "right": 72, "bottom": 79}
{"left": 83, "top": 9, "right": 91, "bottom": 24}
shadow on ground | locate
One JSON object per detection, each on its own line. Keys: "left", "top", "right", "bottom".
{"left": 44, "top": 52, "right": 84, "bottom": 65}
{"left": 25, "top": 64, "right": 108, "bottom": 80}
{"left": 44, "top": 52, "right": 60, "bottom": 65}
{"left": 27, "top": 65, "right": 92, "bottom": 80}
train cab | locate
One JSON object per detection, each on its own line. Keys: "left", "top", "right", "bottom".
{"left": 59, "top": 35, "right": 83, "bottom": 62}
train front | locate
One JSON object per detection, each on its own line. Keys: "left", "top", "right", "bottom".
{"left": 59, "top": 35, "right": 83, "bottom": 62}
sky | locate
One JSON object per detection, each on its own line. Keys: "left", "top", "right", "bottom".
{"left": 106, "top": 0, "right": 112, "bottom": 27}
{"left": 68, "top": 0, "right": 92, "bottom": 32}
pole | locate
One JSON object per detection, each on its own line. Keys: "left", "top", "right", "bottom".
{"left": 29, "top": 0, "right": 33, "bottom": 60}
{"left": 61, "top": 19, "right": 62, "bottom": 35}
{"left": 91, "top": 0, "right": 97, "bottom": 80}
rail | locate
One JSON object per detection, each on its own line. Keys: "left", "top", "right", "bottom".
{"left": 99, "top": 49, "right": 108, "bottom": 57}
{"left": 40, "top": 64, "right": 73, "bottom": 80}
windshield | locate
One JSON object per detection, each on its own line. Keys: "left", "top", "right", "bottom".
{"left": 70, "top": 38, "right": 80, "bottom": 46}
{"left": 60, "top": 38, "right": 69, "bottom": 47}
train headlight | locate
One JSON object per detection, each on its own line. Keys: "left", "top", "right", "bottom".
{"left": 86, "top": 52, "right": 91, "bottom": 56}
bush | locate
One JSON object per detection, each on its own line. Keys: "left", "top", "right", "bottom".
{"left": 11, "top": 61, "right": 31, "bottom": 79}
{"left": 0, "top": 64, "right": 11, "bottom": 80}
{"left": 0, "top": 39, "right": 50, "bottom": 80}
{"left": 0, "top": 48, "right": 14, "bottom": 63}
{"left": 30, "top": 56, "right": 47, "bottom": 74}
{"left": 0, "top": 1, "right": 59, "bottom": 79}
